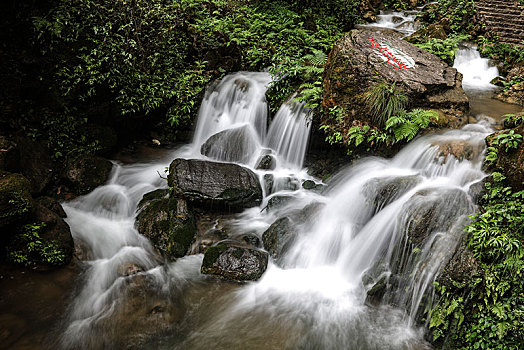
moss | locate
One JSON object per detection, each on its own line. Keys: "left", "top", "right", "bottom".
{"left": 0, "top": 173, "right": 33, "bottom": 226}
{"left": 201, "top": 243, "right": 227, "bottom": 269}
{"left": 232, "top": 248, "right": 244, "bottom": 259}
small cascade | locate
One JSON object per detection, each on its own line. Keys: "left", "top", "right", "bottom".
{"left": 191, "top": 72, "right": 271, "bottom": 156}
{"left": 362, "top": 11, "right": 419, "bottom": 37}
{"left": 453, "top": 47, "right": 500, "bottom": 92}
{"left": 265, "top": 101, "right": 312, "bottom": 169}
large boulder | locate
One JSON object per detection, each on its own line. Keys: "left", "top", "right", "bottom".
{"left": 16, "top": 137, "right": 54, "bottom": 194}
{"left": 322, "top": 29, "right": 469, "bottom": 140}
{"left": 136, "top": 192, "right": 197, "bottom": 260}
{"left": 63, "top": 155, "right": 113, "bottom": 195}
{"left": 200, "top": 125, "right": 260, "bottom": 164}
{"left": 0, "top": 172, "right": 33, "bottom": 228}
{"left": 201, "top": 243, "right": 268, "bottom": 281}
{"left": 168, "top": 159, "right": 263, "bottom": 211}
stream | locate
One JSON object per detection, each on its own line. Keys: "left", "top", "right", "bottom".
{"left": 1, "top": 9, "right": 522, "bottom": 350}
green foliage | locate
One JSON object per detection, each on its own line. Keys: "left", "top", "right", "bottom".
{"left": 437, "top": 0, "right": 476, "bottom": 34}
{"left": 6, "top": 223, "right": 66, "bottom": 266}
{"left": 503, "top": 76, "right": 524, "bottom": 92}
{"left": 364, "top": 81, "right": 408, "bottom": 127}
{"left": 492, "top": 130, "right": 523, "bottom": 152}
{"left": 429, "top": 149, "right": 524, "bottom": 349}
{"left": 477, "top": 36, "right": 524, "bottom": 71}
{"left": 415, "top": 35, "right": 469, "bottom": 65}
{"left": 386, "top": 109, "right": 438, "bottom": 142}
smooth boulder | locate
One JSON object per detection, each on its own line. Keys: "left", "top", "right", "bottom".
{"left": 201, "top": 243, "right": 268, "bottom": 281}
{"left": 168, "top": 158, "right": 263, "bottom": 211}
{"left": 200, "top": 125, "right": 260, "bottom": 164}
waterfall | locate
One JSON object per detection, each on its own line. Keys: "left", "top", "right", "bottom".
{"left": 59, "top": 71, "right": 491, "bottom": 349}
{"left": 265, "top": 101, "right": 312, "bottom": 169}
{"left": 453, "top": 47, "right": 500, "bottom": 92}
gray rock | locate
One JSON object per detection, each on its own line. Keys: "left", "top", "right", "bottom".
{"left": 168, "top": 158, "right": 263, "bottom": 211}
{"left": 264, "top": 195, "right": 294, "bottom": 212}
{"left": 323, "top": 28, "right": 469, "bottom": 133}
{"left": 255, "top": 154, "right": 276, "bottom": 170}
{"left": 201, "top": 243, "right": 268, "bottom": 281}
{"left": 263, "top": 174, "right": 274, "bottom": 195}
{"left": 262, "top": 217, "right": 295, "bottom": 261}
{"left": 201, "top": 125, "right": 260, "bottom": 164}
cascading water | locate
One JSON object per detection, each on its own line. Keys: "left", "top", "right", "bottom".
{"left": 59, "top": 68, "right": 493, "bottom": 349}
{"left": 453, "top": 47, "right": 500, "bottom": 92}
{"left": 361, "top": 11, "right": 419, "bottom": 37}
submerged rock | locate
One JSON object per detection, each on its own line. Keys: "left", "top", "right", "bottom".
{"left": 201, "top": 243, "right": 268, "bottom": 281}
{"left": 63, "top": 155, "right": 113, "bottom": 195}
{"left": 364, "top": 175, "right": 422, "bottom": 211}
{"left": 136, "top": 194, "right": 196, "bottom": 260}
{"left": 168, "top": 158, "right": 263, "bottom": 211}
{"left": 263, "top": 195, "right": 294, "bottom": 212}
{"left": 200, "top": 125, "right": 260, "bottom": 164}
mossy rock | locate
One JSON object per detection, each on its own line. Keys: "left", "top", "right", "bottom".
{"left": 136, "top": 196, "right": 197, "bottom": 260}
{"left": 201, "top": 243, "right": 268, "bottom": 281}
{"left": 262, "top": 217, "right": 295, "bottom": 262}
{"left": 0, "top": 172, "right": 33, "bottom": 228}
{"left": 63, "top": 155, "right": 113, "bottom": 195}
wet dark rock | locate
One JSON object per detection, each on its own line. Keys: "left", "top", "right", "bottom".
{"left": 137, "top": 189, "right": 169, "bottom": 212}
{"left": 490, "top": 76, "right": 505, "bottom": 87}
{"left": 365, "top": 175, "right": 422, "bottom": 211}
{"left": 242, "top": 234, "right": 261, "bottom": 248}
{"left": 0, "top": 136, "right": 20, "bottom": 173}
{"left": 402, "top": 189, "right": 473, "bottom": 246}
{"left": 264, "top": 195, "right": 294, "bottom": 212}
{"left": 136, "top": 196, "right": 196, "bottom": 260}
{"left": 0, "top": 313, "right": 27, "bottom": 349}
{"left": 63, "top": 155, "right": 113, "bottom": 195}
{"left": 201, "top": 243, "right": 268, "bottom": 281}
{"left": 437, "top": 237, "right": 481, "bottom": 292}
{"left": 255, "top": 154, "right": 276, "bottom": 170}
{"left": 302, "top": 180, "right": 316, "bottom": 190}
{"left": 323, "top": 29, "right": 469, "bottom": 143}
{"left": 0, "top": 172, "right": 33, "bottom": 228}
{"left": 168, "top": 158, "right": 263, "bottom": 211}
{"left": 262, "top": 217, "right": 295, "bottom": 261}
{"left": 34, "top": 196, "right": 66, "bottom": 218}
{"left": 16, "top": 137, "right": 54, "bottom": 194}
{"left": 200, "top": 125, "right": 259, "bottom": 164}
{"left": 263, "top": 174, "right": 274, "bottom": 195}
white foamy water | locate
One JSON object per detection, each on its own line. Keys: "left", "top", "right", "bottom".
{"left": 60, "top": 69, "right": 492, "bottom": 349}
{"left": 454, "top": 47, "right": 500, "bottom": 92}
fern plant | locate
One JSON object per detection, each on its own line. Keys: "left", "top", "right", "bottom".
{"left": 386, "top": 109, "right": 438, "bottom": 142}
{"left": 364, "top": 81, "right": 408, "bottom": 128}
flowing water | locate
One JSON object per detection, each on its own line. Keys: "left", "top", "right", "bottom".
{"left": 52, "top": 17, "right": 522, "bottom": 349}
{"left": 360, "top": 10, "right": 420, "bottom": 37}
